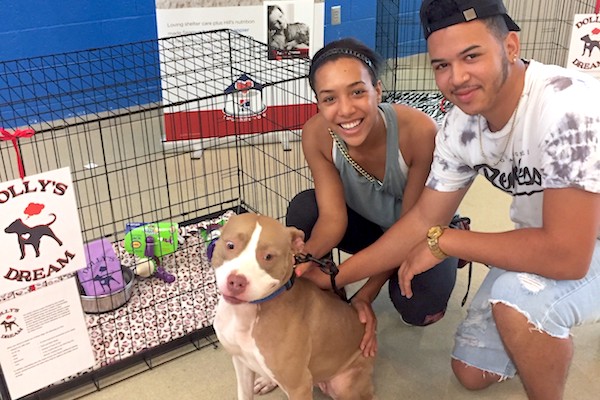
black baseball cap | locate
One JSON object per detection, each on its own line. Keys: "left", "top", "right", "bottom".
{"left": 420, "top": 0, "right": 520, "bottom": 40}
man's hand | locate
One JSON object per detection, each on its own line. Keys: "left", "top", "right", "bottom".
{"left": 399, "top": 240, "right": 440, "bottom": 298}
{"left": 351, "top": 297, "right": 378, "bottom": 357}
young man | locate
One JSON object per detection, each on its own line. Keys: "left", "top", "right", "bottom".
{"left": 299, "top": 0, "right": 600, "bottom": 398}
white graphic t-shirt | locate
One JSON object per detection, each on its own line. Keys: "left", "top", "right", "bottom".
{"left": 427, "top": 60, "right": 600, "bottom": 229}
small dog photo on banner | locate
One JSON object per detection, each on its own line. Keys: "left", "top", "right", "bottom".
{"left": 265, "top": 0, "right": 313, "bottom": 60}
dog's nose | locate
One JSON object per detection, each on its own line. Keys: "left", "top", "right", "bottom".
{"left": 227, "top": 273, "right": 248, "bottom": 295}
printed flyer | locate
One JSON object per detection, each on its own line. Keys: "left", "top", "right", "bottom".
{"left": 0, "top": 278, "right": 95, "bottom": 399}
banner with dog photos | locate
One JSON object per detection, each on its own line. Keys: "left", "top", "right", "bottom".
{"left": 154, "top": 0, "right": 322, "bottom": 144}
{"left": 0, "top": 167, "right": 86, "bottom": 295}
{"left": 567, "top": 14, "right": 600, "bottom": 80}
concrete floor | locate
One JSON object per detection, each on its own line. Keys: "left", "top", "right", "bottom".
{"left": 47, "top": 176, "right": 600, "bottom": 400}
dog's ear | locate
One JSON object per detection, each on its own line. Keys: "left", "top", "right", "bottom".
{"left": 287, "top": 226, "right": 305, "bottom": 253}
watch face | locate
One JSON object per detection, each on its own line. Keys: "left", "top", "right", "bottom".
{"left": 428, "top": 226, "right": 442, "bottom": 239}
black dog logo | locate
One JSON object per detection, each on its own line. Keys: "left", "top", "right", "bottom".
{"left": 5, "top": 213, "right": 63, "bottom": 259}
{"left": 581, "top": 34, "right": 600, "bottom": 57}
{"left": 93, "top": 273, "right": 119, "bottom": 291}
{"left": 1, "top": 320, "right": 19, "bottom": 332}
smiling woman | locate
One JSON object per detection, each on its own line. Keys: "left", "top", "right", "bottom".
{"left": 285, "top": 37, "right": 460, "bottom": 355}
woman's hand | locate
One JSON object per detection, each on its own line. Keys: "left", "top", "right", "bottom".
{"left": 351, "top": 296, "right": 378, "bottom": 357}
{"left": 296, "top": 262, "right": 331, "bottom": 289}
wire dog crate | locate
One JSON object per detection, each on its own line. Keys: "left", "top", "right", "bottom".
{"left": 0, "top": 29, "right": 314, "bottom": 399}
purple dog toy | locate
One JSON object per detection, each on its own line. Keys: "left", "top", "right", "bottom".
{"left": 144, "top": 236, "right": 176, "bottom": 283}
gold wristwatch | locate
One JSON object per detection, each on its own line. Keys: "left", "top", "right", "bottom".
{"left": 427, "top": 225, "right": 448, "bottom": 260}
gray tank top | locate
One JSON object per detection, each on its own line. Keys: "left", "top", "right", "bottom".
{"left": 332, "top": 103, "right": 409, "bottom": 230}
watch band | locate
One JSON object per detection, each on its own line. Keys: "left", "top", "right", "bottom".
{"left": 427, "top": 225, "right": 448, "bottom": 260}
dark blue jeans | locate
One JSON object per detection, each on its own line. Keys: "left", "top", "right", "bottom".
{"left": 286, "top": 189, "right": 457, "bottom": 326}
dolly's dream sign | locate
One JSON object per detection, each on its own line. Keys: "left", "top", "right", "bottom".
{"left": 0, "top": 167, "right": 85, "bottom": 295}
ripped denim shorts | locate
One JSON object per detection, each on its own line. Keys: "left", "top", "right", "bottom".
{"left": 452, "top": 239, "right": 600, "bottom": 379}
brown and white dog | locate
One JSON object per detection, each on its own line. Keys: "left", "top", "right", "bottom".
{"left": 211, "top": 213, "right": 375, "bottom": 400}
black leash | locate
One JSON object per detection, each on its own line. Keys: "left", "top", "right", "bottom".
{"left": 294, "top": 253, "right": 349, "bottom": 303}
{"left": 450, "top": 215, "right": 474, "bottom": 307}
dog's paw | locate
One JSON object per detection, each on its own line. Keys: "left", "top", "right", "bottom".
{"left": 254, "top": 377, "right": 278, "bottom": 395}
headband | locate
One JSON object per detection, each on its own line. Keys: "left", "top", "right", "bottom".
{"left": 312, "top": 48, "right": 375, "bottom": 75}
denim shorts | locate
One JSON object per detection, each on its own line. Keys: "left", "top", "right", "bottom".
{"left": 452, "top": 239, "right": 600, "bottom": 379}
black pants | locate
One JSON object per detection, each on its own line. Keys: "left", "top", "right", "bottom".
{"left": 286, "top": 189, "right": 457, "bottom": 326}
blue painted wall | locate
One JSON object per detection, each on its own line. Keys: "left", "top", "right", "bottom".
{"left": 0, "top": 1, "right": 424, "bottom": 63}
{"left": 0, "top": 0, "right": 160, "bottom": 129}
{"left": 323, "top": 0, "right": 425, "bottom": 58}
{"left": 382, "top": 0, "right": 426, "bottom": 58}
{"left": 323, "top": 0, "right": 377, "bottom": 48}
{"left": 0, "top": 0, "right": 158, "bottom": 61}
{"left": 0, "top": 0, "right": 427, "bottom": 129}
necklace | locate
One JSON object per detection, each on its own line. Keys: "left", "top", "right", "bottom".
{"left": 478, "top": 95, "right": 522, "bottom": 167}
{"left": 329, "top": 129, "right": 383, "bottom": 186}
{"left": 328, "top": 109, "right": 387, "bottom": 186}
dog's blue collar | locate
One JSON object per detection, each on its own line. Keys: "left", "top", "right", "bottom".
{"left": 250, "top": 274, "right": 295, "bottom": 304}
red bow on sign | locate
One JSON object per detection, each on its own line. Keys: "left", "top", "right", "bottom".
{"left": 0, "top": 127, "right": 36, "bottom": 179}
